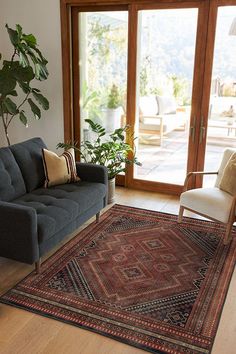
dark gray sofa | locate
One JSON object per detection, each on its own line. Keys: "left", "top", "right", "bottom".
{"left": 0, "top": 137, "right": 108, "bottom": 272}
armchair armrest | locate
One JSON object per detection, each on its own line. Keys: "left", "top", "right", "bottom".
{"left": 0, "top": 201, "right": 39, "bottom": 264}
{"left": 183, "top": 171, "right": 218, "bottom": 191}
{"left": 76, "top": 162, "right": 108, "bottom": 186}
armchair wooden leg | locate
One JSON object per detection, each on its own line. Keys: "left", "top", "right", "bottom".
{"left": 178, "top": 206, "right": 184, "bottom": 223}
{"left": 223, "top": 200, "right": 236, "bottom": 245}
{"left": 96, "top": 212, "right": 100, "bottom": 223}
{"left": 224, "top": 221, "right": 234, "bottom": 245}
{"left": 35, "top": 258, "right": 41, "bottom": 274}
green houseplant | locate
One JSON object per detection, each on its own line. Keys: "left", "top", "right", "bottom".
{"left": 107, "top": 84, "right": 121, "bottom": 109}
{"left": 102, "top": 84, "right": 123, "bottom": 132}
{"left": 57, "top": 119, "right": 141, "bottom": 203}
{"left": 0, "top": 24, "right": 49, "bottom": 146}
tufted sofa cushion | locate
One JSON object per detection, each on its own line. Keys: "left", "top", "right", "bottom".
{"left": 0, "top": 147, "right": 26, "bottom": 201}
{"left": 12, "top": 181, "right": 106, "bottom": 243}
{"left": 10, "top": 137, "right": 47, "bottom": 192}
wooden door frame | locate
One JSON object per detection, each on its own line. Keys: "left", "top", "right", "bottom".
{"left": 124, "top": 0, "right": 210, "bottom": 194}
{"left": 195, "top": 0, "right": 236, "bottom": 187}
{"left": 60, "top": 0, "right": 220, "bottom": 195}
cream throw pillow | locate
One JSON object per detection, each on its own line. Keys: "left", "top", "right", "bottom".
{"left": 42, "top": 148, "right": 80, "bottom": 187}
{"left": 219, "top": 152, "right": 236, "bottom": 195}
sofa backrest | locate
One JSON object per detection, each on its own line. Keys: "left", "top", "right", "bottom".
{"left": 10, "top": 137, "right": 47, "bottom": 192}
{"left": 0, "top": 147, "right": 26, "bottom": 201}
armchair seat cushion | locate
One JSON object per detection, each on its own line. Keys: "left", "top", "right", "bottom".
{"left": 180, "top": 187, "right": 233, "bottom": 223}
{"left": 13, "top": 181, "right": 107, "bottom": 243}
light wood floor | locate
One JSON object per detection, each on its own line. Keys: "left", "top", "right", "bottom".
{"left": 0, "top": 187, "right": 235, "bottom": 354}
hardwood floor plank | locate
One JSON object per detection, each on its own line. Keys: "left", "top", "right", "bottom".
{"left": 1, "top": 315, "right": 63, "bottom": 354}
{"left": 42, "top": 324, "right": 144, "bottom": 354}
{"left": 0, "top": 306, "right": 34, "bottom": 343}
{"left": 211, "top": 270, "right": 236, "bottom": 354}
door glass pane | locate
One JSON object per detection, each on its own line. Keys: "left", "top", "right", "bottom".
{"left": 204, "top": 6, "right": 236, "bottom": 187}
{"left": 78, "top": 12, "right": 128, "bottom": 145}
{"left": 134, "top": 9, "right": 198, "bottom": 185}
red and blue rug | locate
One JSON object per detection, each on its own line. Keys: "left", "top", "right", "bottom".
{"left": 1, "top": 204, "right": 236, "bottom": 353}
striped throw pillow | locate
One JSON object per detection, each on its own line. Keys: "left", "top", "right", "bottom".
{"left": 42, "top": 148, "right": 80, "bottom": 187}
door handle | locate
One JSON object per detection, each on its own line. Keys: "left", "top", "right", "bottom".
{"left": 200, "top": 116, "right": 206, "bottom": 144}
{"left": 190, "top": 116, "right": 196, "bottom": 143}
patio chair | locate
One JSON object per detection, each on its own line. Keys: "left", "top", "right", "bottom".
{"left": 178, "top": 148, "right": 236, "bottom": 244}
{"left": 139, "top": 95, "right": 186, "bottom": 145}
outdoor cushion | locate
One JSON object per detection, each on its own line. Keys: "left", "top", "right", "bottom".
{"left": 12, "top": 181, "right": 107, "bottom": 243}
{"left": 10, "top": 137, "right": 47, "bottom": 192}
{"left": 156, "top": 95, "right": 177, "bottom": 115}
{"left": 0, "top": 147, "right": 26, "bottom": 202}
{"left": 139, "top": 96, "right": 158, "bottom": 120}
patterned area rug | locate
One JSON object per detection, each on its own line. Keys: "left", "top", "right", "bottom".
{"left": 1, "top": 204, "right": 236, "bottom": 354}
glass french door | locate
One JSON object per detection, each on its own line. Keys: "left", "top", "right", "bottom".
{"left": 72, "top": 9, "right": 128, "bottom": 148}
{"left": 125, "top": 1, "right": 210, "bottom": 193}
{"left": 69, "top": 1, "right": 224, "bottom": 194}
{"left": 202, "top": 3, "right": 236, "bottom": 187}
{"left": 134, "top": 8, "right": 198, "bottom": 186}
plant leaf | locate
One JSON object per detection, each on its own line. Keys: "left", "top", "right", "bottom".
{"left": 19, "top": 110, "right": 28, "bottom": 127}
{"left": 0, "top": 68, "right": 16, "bottom": 95}
{"left": 6, "top": 24, "right": 19, "bottom": 46}
{"left": 33, "top": 46, "right": 48, "bottom": 64}
{"left": 19, "top": 51, "right": 30, "bottom": 68}
{"left": 8, "top": 90, "right": 18, "bottom": 96}
{"left": 34, "top": 63, "right": 49, "bottom": 81}
{"left": 28, "top": 98, "right": 41, "bottom": 119}
{"left": 32, "top": 91, "right": 49, "bottom": 110}
{"left": 16, "top": 24, "right": 22, "bottom": 37}
{"left": 3, "top": 97, "right": 18, "bottom": 114}
{"left": 13, "top": 64, "right": 34, "bottom": 83}
{"left": 22, "top": 33, "right": 37, "bottom": 46}
{"left": 18, "top": 81, "right": 31, "bottom": 94}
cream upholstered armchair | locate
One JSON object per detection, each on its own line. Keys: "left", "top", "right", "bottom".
{"left": 178, "top": 149, "right": 236, "bottom": 245}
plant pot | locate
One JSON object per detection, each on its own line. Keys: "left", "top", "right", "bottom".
{"left": 108, "top": 177, "right": 116, "bottom": 204}
{"left": 101, "top": 107, "right": 123, "bottom": 132}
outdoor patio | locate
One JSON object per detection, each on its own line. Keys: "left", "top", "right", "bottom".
{"left": 136, "top": 123, "right": 236, "bottom": 187}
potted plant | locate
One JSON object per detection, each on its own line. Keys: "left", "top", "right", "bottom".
{"left": 58, "top": 119, "right": 141, "bottom": 203}
{"left": 102, "top": 84, "right": 123, "bottom": 132}
{"left": 0, "top": 24, "right": 49, "bottom": 146}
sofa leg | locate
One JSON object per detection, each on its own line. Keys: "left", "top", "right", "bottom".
{"left": 35, "top": 258, "right": 41, "bottom": 274}
{"left": 96, "top": 212, "right": 100, "bottom": 223}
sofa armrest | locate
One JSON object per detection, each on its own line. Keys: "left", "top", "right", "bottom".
{"left": 0, "top": 201, "right": 39, "bottom": 264}
{"left": 76, "top": 162, "right": 108, "bottom": 185}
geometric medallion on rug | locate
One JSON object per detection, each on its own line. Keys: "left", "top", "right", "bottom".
{"left": 1, "top": 204, "right": 236, "bottom": 354}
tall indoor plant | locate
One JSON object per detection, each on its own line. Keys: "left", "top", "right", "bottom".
{"left": 58, "top": 119, "right": 141, "bottom": 203}
{"left": 0, "top": 24, "right": 49, "bottom": 146}
{"left": 102, "top": 84, "right": 123, "bottom": 132}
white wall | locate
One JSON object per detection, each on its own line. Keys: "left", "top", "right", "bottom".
{"left": 0, "top": 0, "right": 64, "bottom": 150}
